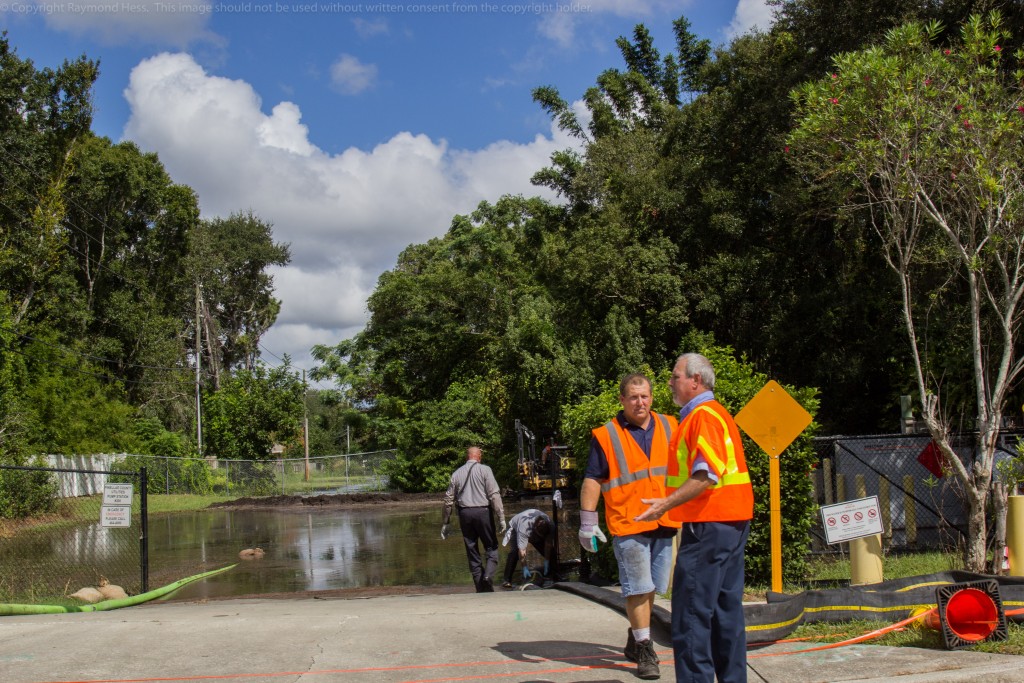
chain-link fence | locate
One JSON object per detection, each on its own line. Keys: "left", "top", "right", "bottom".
{"left": 809, "top": 431, "right": 1024, "bottom": 555}
{"left": 0, "top": 464, "right": 148, "bottom": 605}
{"left": 43, "top": 450, "right": 398, "bottom": 497}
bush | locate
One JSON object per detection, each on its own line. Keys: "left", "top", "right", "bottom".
{"left": 560, "top": 336, "right": 820, "bottom": 586}
{"left": 0, "top": 465, "right": 58, "bottom": 519}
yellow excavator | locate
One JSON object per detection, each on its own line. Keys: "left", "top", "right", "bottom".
{"left": 515, "top": 419, "right": 575, "bottom": 493}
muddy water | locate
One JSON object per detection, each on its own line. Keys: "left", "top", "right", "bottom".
{"left": 152, "top": 498, "right": 581, "bottom": 600}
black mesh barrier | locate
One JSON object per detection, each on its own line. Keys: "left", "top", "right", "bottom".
{"left": 810, "top": 431, "right": 1024, "bottom": 556}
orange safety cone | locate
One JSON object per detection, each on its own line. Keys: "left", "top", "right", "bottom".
{"left": 923, "top": 580, "right": 1008, "bottom": 649}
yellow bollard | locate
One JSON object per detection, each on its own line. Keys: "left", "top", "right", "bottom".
{"left": 1007, "top": 496, "right": 1024, "bottom": 577}
{"left": 850, "top": 533, "right": 884, "bottom": 585}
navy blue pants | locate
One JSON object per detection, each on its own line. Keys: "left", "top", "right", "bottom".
{"left": 671, "top": 520, "right": 750, "bottom": 683}
{"left": 458, "top": 506, "right": 498, "bottom": 592}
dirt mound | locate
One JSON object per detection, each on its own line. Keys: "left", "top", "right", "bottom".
{"left": 208, "top": 492, "right": 443, "bottom": 509}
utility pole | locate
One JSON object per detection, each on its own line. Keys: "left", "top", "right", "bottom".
{"left": 195, "top": 283, "right": 203, "bottom": 456}
{"left": 303, "top": 370, "right": 310, "bottom": 482}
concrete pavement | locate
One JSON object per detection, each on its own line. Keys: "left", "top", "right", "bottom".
{"left": 1, "top": 584, "right": 1022, "bottom": 683}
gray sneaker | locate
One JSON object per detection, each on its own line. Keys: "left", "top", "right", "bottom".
{"left": 635, "top": 638, "right": 660, "bottom": 680}
{"left": 624, "top": 627, "right": 637, "bottom": 662}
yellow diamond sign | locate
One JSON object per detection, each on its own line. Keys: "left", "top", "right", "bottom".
{"left": 734, "top": 380, "right": 812, "bottom": 456}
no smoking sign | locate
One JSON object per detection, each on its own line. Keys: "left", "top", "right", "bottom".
{"left": 820, "top": 496, "right": 884, "bottom": 544}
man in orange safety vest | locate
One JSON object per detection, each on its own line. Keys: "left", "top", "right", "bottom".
{"left": 579, "top": 372, "right": 679, "bottom": 680}
{"left": 636, "top": 353, "right": 753, "bottom": 683}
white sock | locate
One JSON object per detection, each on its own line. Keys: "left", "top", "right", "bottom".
{"left": 632, "top": 627, "right": 650, "bottom": 643}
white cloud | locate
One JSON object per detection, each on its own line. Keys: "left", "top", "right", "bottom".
{"left": 726, "top": 0, "right": 775, "bottom": 39}
{"left": 538, "top": 11, "right": 577, "bottom": 48}
{"left": 352, "top": 17, "right": 389, "bottom": 39}
{"left": 258, "top": 102, "right": 316, "bottom": 156}
{"left": 534, "top": 0, "right": 690, "bottom": 47}
{"left": 329, "top": 54, "right": 378, "bottom": 95}
{"left": 35, "top": 0, "right": 219, "bottom": 47}
{"left": 578, "top": 0, "right": 679, "bottom": 16}
{"left": 122, "top": 53, "right": 575, "bottom": 371}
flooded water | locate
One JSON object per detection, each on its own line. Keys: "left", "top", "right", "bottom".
{"left": 150, "top": 498, "right": 581, "bottom": 600}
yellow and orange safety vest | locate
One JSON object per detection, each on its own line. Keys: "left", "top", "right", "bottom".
{"left": 665, "top": 401, "right": 754, "bottom": 523}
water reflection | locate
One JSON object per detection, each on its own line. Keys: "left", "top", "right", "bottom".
{"left": 155, "top": 498, "right": 579, "bottom": 600}
{"left": 0, "top": 497, "right": 581, "bottom": 601}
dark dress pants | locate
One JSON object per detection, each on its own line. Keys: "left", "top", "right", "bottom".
{"left": 458, "top": 506, "right": 498, "bottom": 592}
{"left": 671, "top": 520, "right": 750, "bottom": 683}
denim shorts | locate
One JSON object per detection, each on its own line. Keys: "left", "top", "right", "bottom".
{"left": 612, "top": 531, "right": 675, "bottom": 597}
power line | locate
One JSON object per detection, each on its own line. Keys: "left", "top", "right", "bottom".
{"left": 258, "top": 341, "right": 334, "bottom": 392}
{"left": 4, "top": 345, "right": 194, "bottom": 388}
{"left": 1, "top": 322, "right": 189, "bottom": 373}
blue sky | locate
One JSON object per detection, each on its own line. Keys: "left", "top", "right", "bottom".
{"left": 1, "top": 0, "right": 773, "bottom": 379}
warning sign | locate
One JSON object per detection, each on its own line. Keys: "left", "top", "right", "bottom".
{"left": 820, "top": 496, "right": 883, "bottom": 544}
{"left": 101, "top": 505, "right": 132, "bottom": 528}
{"left": 734, "top": 380, "right": 812, "bottom": 457}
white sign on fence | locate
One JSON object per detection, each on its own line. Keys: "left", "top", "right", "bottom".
{"left": 103, "top": 483, "right": 133, "bottom": 506}
{"left": 101, "top": 505, "right": 132, "bottom": 528}
{"left": 820, "top": 496, "right": 884, "bottom": 544}
{"left": 101, "top": 483, "right": 133, "bottom": 527}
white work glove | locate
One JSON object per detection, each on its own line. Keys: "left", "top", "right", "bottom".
{"left": 440, "top": 524, "right": 449, "bottom": 541}
{"left": 498, "top": 517, "right": 507, "bottom": 535}
{"left": 578, "top": 510, "right": 607, "bottom": 553}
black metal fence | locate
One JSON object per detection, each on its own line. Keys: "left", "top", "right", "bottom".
{"left": 809, "top": 431, "right": 1024, "bottom": 555}
{"left": 0, "top": 465, "right": 148, "bottom": 604}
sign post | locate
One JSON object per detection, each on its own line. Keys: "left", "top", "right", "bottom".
{"left": 734, "top": 380, "right": 813, "bottom": 593}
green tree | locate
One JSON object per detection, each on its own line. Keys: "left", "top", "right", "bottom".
{"left": 0, "top": 34, "right": 97, "bottom": 330}
{"left": 62, "top": 135, "right": 200, "bottom": 422}
{"left": 351, "top": 196, "right": 597, "bottom": 489}
{"left": 189, "top": 211, "right": 291, "bottom": 387}
{"left": 383, "top": 377, "right": 505, "bottom": 492}
{"left": 789, "top": 12, "right": 1024, "bottom": 570}
{"left": 203, "top": 362, "right": 305, "bottom": 462}
{"left": 0, "top": 35, "right": 107, "bottom": 519}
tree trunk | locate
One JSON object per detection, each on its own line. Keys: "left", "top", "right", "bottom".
{"left": 966, "top": 487, "right": 988, "bottom": 571}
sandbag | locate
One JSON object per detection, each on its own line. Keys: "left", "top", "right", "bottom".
{"left": 98, "top": 584, "right": 128, "bottom": 600}
{"left": 70, "top": 587, "right": 104, "bottom": 603}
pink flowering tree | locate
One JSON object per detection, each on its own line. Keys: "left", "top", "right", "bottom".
{"left": 788, "top": 12, "right": 1024, "bottom": 572}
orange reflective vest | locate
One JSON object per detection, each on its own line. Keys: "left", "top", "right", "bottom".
{"left": 666, "top": 400, "right": 753, "bottom": 523}
{"left": 592, "top": 412, "right": 680, "bottom": 536}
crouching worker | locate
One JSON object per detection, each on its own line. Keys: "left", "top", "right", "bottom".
{"left": 501, "top": 508, "right": 556, "bottom": 588}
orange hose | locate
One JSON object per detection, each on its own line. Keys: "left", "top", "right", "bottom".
{"left": 748, "top": 608, "right": 936, "bottom": 658}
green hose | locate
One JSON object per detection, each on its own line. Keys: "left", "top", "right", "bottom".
{"left": 0, "top": 563, "right": 238, "bottom": 616}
